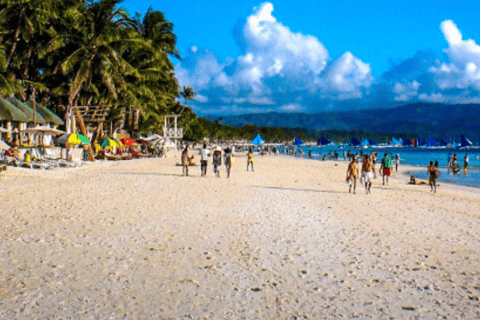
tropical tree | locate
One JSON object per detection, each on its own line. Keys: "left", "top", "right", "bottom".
{"left": 179, "top": 85, "right": 196, "bottom": 114}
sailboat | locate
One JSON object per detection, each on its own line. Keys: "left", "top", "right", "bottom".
{"left": 361, "top": 138, "right": 369, "bottom": 149}
{"left": 317, "top": 136, "right": 330, "bottom": 147}
{"left": 350, "top": 137, "right": 361, "bottom": 147}
{"left": 460, "top": 133, "right": 473, "bottom": 149}
{"left": 426, "top": 136, "right": 440, "bottom": 148}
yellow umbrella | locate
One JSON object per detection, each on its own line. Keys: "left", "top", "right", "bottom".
{"left": 111, "top": 138, "right": 123, "bottom": 147}
{"left": 100, "top": 138, "right": 119, "bottom": 147}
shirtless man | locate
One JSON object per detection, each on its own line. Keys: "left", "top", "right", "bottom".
{"left": 361, "top": 155, "right": 375, "bottom": 194}
{"left": 346, "top": 156, "right": 359, "bottom": 194}
{"left": 427, "top": 161, "right": 437, "bottom": 193}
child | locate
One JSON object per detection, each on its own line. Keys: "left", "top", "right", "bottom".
{"left": 247, "top": 148, "right": 254, "bottom": 172}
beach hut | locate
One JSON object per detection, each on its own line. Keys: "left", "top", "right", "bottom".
{"left": 25, "top": 99, "right": 64, "bottom": 127}
{"left": 0, "top": 96, "right": 29, "bottom": 141}
{"left": 293, "top": 137, "right": 304, "bottom": 146}
{"left": 7, "top": 98, "right": 46, "bottom": 125}
{"left": 251, "top": 134, "right": 265, "bottom": 145}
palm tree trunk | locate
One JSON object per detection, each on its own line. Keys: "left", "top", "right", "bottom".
{"left": 6, "top": 6, "right": 26, "bottom": 68}
{"left": 32, "top": 87, "right": 37, "bottom": 127}
{"left": 73, "top": 104, "right": 95, "bottom": 162}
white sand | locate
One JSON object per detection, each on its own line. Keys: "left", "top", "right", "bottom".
{"left": 1, "top": 153, "right": 480, "bottom": 318}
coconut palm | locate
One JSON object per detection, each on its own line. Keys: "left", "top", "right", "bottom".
{"left": 180, "top": 86, "right": 196, "bottom": 114}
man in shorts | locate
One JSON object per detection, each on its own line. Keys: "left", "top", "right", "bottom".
{"left": 379, "top": 153, "right": 392, "bottom": 186}
{"left": 427, "top": 161, "right": 437, "bottom": 193}
{"left": 361, "top": 155, "right": 375, "bottom": 194}
{"left": 200, "top": 144, "right": 210, "bottom": 177}
{"left": 346, "top": 156, "right": 359, "bottom": 194}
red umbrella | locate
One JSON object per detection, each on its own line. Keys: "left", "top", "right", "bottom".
{"left": 120, "top": 138, "right": 137, "bottom": 146}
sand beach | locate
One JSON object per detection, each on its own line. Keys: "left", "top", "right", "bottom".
{"left": 1, "top": 152, "right": 480, "bottom": 318}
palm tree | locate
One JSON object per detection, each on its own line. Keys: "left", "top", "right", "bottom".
{"left": 180, "top": 85, "right": 196, "bottom": 114}
{"left": 119, "top": 6, "right": 181, "bottom": 134}
{"left": 53, "top": 0, "right": 141, "bottom": 132}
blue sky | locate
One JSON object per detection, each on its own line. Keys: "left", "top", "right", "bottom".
{"left": 123, "top": 0, "right": 480, "bottom": 114}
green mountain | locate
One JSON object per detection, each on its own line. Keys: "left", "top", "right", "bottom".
{"left": 218, "top": 103, "right": 480, "bottom": 142}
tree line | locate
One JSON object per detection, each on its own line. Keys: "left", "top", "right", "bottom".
{"left": 0, "top": 0, "right": 420, "bottom": 144}
{"left": 0, "top": 0, "right": 200, "bottom": 138}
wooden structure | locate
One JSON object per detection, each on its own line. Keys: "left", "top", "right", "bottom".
{"left": 163, "top": 114, "right": 183, "bottom": 142}
{"left": 76, "top": 105, "right": 110, "bottom": 124}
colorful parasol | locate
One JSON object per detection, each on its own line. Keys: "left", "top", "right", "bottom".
{"left": 99, "top": 138, "right": 119, "bottom": 147}
{"left": 111, "top": 138, "right": 123, "bottom": 147}
{"left": 120, "top": 138, "right": 137, "bottom": 146}
{"left": 56, "top": 133, "right": 90, "bottom": 145}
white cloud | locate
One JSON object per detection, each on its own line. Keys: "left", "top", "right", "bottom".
{"left": 279, "top": 103, "right": 305, "bottom": 112}
{"left": 418, "top": 93, "right": 444, "bottom": 103}
{"left": 175, "top": 2, "right": 373, "bottom": 113}
{"left": 430, "top": 20, "right": 480, "bottom": 91}
{"left": 320, "top": 52, "right": 373, "bottom": 99}
{"left": 394, "top": 80, "right": 421, "bottom": 101}
{"left": 195, "top": 94, "right": 208, "bottom": 103}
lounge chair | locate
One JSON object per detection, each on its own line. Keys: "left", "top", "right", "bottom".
{"left": 129, "top": 148, "right": 150, "bottom": 158}
{"left": 37, "top": 148, "right": 83, "bottom": 168}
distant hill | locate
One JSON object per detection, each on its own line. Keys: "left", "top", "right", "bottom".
{"left": 216, "top": 103, "right": 480, "bottom": 142}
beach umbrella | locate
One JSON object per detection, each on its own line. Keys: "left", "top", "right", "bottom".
{"left": 120, "top": 138, "right": 137, "bottom": 146}
{"left": 251, "top": 134, "right": 264, "bottom": 145}
{"left": 56, "top": 133, "right": 90, "bottom": 145}
{"left": 99, "top": 138, "right": 119, "bottom": 147}
{"left": 23, "top": 126, "right": 65, "bottom": 146}
{"left": 0, "top": 139, "right": 11, "bottom": 150}
{"left": 111, "top": 138, "right": 123, "bottom": 147}
{"left": 22, "top": 126, "right": 65, "bottom": 136}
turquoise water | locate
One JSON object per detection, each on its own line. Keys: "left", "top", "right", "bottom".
{"left": 283, "top": 145, "right": 480, "bottom": 188}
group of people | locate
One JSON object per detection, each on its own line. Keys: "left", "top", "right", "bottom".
{"left": 345, "top": 153, "right": 395, "bottom": 194}
{"left": 181, "top": 144, "right": 237, "bottom": 178}
{"left": 447, "top": 152, "right": 469, "bottom": 174}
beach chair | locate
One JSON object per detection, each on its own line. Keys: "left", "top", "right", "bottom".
{"left": 129, "top": 148, "right": 144, "bottom": 158}
{"left": 32, "top": 148, "right": 60, "bottom": 168}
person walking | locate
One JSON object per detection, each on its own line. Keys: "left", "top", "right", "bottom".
{"left": 395, "top": 154, "right": 401, "bottom": 172}
{"left": 247, "top": 148, "right": 254, "bottom": 172}
{"left": 224, "top": 147, "right": 233, "bottom": 178}
{"left": 379, "top": 153, "right": 392, "bottom": 186}
{"left": 212, "top": 146, "right": 222, "bottom": 178}
{"left": 361, "top": 155, "right": 375, "bottom": 194}
{"left": 200, "top": 143, "right": 210, "bottom": 177}
{"left": 428, "top": 161, "right": 437, "bottom": 193}
{"left": 346, "top": 156, "right": 359, "bottom": 194}
{"left": 181, "top": 145, "right": 189, "bottom": 176}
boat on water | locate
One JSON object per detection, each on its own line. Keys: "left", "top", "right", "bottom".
{"left": 317, "top": 136, "right": 330, "bottom": 147}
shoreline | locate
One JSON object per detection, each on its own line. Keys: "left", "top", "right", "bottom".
{"left": 1, "top": 152, "right": 480, "bottom": 318}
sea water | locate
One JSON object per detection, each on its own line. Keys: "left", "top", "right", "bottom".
{"left": 287, "top": 145, "right": 480, "bottom": 188}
